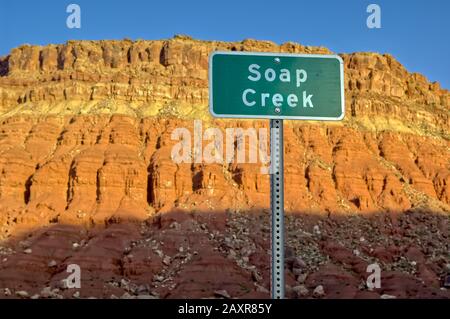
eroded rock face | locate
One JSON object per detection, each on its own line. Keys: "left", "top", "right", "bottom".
{"left": 0, "top": 115, "right": 447, "bottom": 235}
{"left": 0, "top": 39, "right": 447, "bottom": 235}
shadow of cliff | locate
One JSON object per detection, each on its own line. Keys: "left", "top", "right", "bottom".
{"left": 0, "top": 208, "right": 449, "bottom": 299}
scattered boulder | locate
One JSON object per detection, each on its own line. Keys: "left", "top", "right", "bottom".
{"left": 293, "top": 285, "right": 309, "bottom": 298}
{"left": 214, "top": 290, "right": 231, "bottom": 299}
{"left": 15, "top": 290, "right": 29, "bottom": 298}
{"left": 313, "top": 285, "right": 325, "bottom": 298}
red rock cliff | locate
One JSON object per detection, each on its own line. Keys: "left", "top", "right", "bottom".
{"left": 0, "top": 36, "right": 448, "bottom": 237}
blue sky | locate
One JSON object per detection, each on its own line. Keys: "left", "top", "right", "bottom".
{"left": 0, "top": 0, "right": 449, "bottom": 89}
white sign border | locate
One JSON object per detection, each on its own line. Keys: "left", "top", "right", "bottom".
{"left": 208, "top": 51, "right": 345, "bottom": 121}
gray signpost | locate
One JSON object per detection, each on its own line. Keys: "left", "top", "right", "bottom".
{"left": 209, "top": 51, "right": 345, "bottom": 299}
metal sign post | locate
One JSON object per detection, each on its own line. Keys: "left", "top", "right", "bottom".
{"left": 209, "top": 51, "right": 345, "bottom": 299}
{"left": 270, "top": 119, "right": 284, "bottom": 299}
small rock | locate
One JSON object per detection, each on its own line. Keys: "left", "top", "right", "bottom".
{"left": 127, "top": 283, "right": 138, "bottom": 294}
{"left": 251, "top": 270, "right": 262, "bottom": 282}
{"left": 380, "top": 294, "right": 397, "bottom": 299}
{"left": 296, "top": 273, "right": 308, "bottom": 284}
{"left": 31, "top": 294, "right": 40, "bottom": 299}
{"left": 120, "top": 292, "right": 133, "bottom": 299}
{"left": 293, "top": 285, "right": 309, "bottom": 298}
{"left": 293, "top": 268, "right": 303, "bottom": 276}
{"left": 255, "top": 284, "right": 269, "bottom": 294}
{"left": 120, "top": 278, "right": 130, "bottom": 288}
{"left": 240, "top": 247, "right": 252, "bottom": 257}
{"left": 150, "top": 291, "right": 160, "bottom": 298}
{"left": 40, "top": 287, "right": 53, "bottom": 298}
{"left": 169, "top": 222, "right": 181, "bottom": 230}
{"left": 227, "top": 249, "right": 236, "bottom": 259}
{"left": 214, "top": 290, "right": 231, "bottom": 299}
{"left": 48, "top": 260, "right": 57, "bottom": 267}
{"left": 286, "top": 256, "right": 306, "bottom": 271}
{"left": 72, "top": 243, "right": 80, "bottom": 249}
{"left": 59, "top": 279, "right": 69, "bottom": 289}
{"left": 285, "top": 246, "right": 295, "bottom": 259}
{"left": 73, "top": 291, "right": 80, "bottom": 298}
{"left": 153, "top": 275, "right": 164, "bottom": 282}
{"left": 4, "top": 288, "right": 11, "bottom": 296}
{"left": 162, "top": 255, "right": 171, "bottom": 266}
{"left": 19, "top": 241, "right": 31, "bottom": 249}
{"left": 353, "top": 249, "right": 360, "bottom": 256}
{"left": 444, "top": 275, "right": 450, "bottom": 288}
{"left": 313, "top": 225, "right": 321, "bottom": 235}
{"left": 23, "top": 248, "right": 32, "bottom": 254}
{"left": 16, "top": 290, "right": 29, "bottom": 298}
{"left": 313, "top": 285, "right": 325, "bottom": 298}
{"left": 137, "top": 284, "right": 150, "bottom": 294}
{"left": 293, "top": 257, "right": 306, "bottom": 269}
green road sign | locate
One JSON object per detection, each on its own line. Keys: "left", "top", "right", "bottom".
{"left": 209, "top": 51, "right": 345, "bottom": 120}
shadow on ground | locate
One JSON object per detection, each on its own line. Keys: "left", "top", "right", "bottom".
{"left": 0, "top": 209, "right": 449, "bottom": 299}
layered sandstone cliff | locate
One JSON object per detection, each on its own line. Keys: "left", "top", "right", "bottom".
{"left": 0, "top": 36, "right": 448, "bottom": 237}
